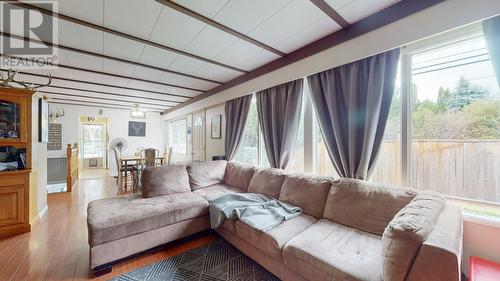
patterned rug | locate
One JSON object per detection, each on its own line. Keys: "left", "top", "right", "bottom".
{"left": 109, "top": 238, "right": 280, "bottom": 281}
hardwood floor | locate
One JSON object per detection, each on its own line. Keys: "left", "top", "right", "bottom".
{"left": 0, "top": 170, "right": 216, "bottom": 281}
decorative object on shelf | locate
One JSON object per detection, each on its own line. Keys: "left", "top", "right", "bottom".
{"left": 48, "top": 123, "right": 62, "bottom": 151}
{"left": 38, "top": 98, "right": 49, "bottom": 143}
{"left": 0, "top": 69, "right": 52, "bottom": 90}
{"left": 0, "top": 146, "right": 26, "bottom": 171}
{"left": 48, "top": 108, "right": 64, "bottom": 120}
{"left": 128, "top": 121, "right": 146, "bottom": 137}
{"left": 211, "top": 114, "right": 222, "bottom": 139}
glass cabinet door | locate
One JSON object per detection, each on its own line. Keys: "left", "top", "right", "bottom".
{"left": 0, "top": 100, "right": 21, "bottom": 140}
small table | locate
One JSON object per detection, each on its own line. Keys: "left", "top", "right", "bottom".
{"left": 470, "top": 256, "right": 500, "bottom": 281}
{"left": 120, "top": 155, "right": 164, "bottom": 178}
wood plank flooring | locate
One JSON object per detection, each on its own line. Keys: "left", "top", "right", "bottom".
{"left": 0, "top": 170, "right": 216, "bottom": 281}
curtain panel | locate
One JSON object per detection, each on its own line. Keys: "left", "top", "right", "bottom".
{"left": 307, "top": 48, "right": 400, "bottom": 179}
{"left": 224, "top": 94, "right": 253, "bottom": 160}
{"left": 256, "top": 79, "right": 303, "bottom": 169}
{"left": 482, "top": 15, "right": 500, "bottom": 87}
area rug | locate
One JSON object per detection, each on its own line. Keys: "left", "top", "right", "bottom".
{"left": 109, "top": 238, "right": 280, "bottom": 281}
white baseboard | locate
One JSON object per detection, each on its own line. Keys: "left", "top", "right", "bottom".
{"left": 31, "top": 205, "right": 48, "bottom": 226}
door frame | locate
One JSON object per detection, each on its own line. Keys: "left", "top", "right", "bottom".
{"left": 191, "top": 110, "right": 206, "bottom": 162}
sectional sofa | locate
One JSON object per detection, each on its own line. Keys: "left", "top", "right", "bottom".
{"left": 87, "top": 161, "right": 463, "bottom": 280}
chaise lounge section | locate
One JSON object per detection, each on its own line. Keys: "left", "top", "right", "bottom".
{"left": 87, "top": 161, "right": 462, "bottom": 280}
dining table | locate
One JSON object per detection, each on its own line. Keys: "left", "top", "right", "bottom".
{"left": 120, "top": 155, "right": 165, "bottom": 178}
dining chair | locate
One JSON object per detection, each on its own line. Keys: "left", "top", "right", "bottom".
{"left": 166, "top": 147, "right": 173, "bottom": 166}
{"left": 140, "top": 148, "right": 161, "bottom": 169}
{"left": 113, "top": 147, "right": 138, "bottom": 187}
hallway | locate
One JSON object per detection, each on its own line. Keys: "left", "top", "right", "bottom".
{"left": 0, "top": 170, "right": 214, "bottom": 281}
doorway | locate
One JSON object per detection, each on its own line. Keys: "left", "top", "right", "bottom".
{"left": 82, "top": 123, "right": 106, "bottom": 169}
{"left": 192, "top": 110, "right": 206, "bottom": 162}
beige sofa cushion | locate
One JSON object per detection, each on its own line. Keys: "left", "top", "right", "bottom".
{"left": 87, "top": 192, "right": 209, "bottom": 246}
{"left": 323, "top": 178, "right": 417, "bottom": 235}
{"left": 192, "top": 183, "right": 244, "bottom": 202}
{"left": 381, "top": 191, "right": 445, "bottom": 281}
{"left": 248, "top": 167, "right": 287, "bottom": 198}
{"left": 283, "top": 219, "right": 383, "bottom": 281}
{"left": 141, "top": 165, "right": 191, "bottom": 198}
{"left": 224, "top": 161, "right": 256, "bottom": 191}
{"left": 234, "top": 214, "right": 317, "bottom": 259}
{"left": 187, "top": 160, "right": 227, "bottom": 190}
{"left": 279, "top": 173, "right": 332, "bottom": 218}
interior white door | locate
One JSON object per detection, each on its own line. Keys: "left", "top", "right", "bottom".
{"left": 192, "top": 110, "right": 206, "bottom": 162}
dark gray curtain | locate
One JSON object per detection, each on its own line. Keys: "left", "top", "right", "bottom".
{"left": 308, "top": 48, "right": 400, "bottom": 179}
{"left": 482, "top": 15, "right": 500, "bottom": 87}
{"left": 225, "top": 94, "right": 253, "bottom": 160}
{"left": 256, "top": 79, "right": 303, "bottom": 170}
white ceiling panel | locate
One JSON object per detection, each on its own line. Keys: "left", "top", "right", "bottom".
{"left": 167, "top": 55, "right": 205, "bottom": 76}
{"left": 58, "top": 20, "right": 103, "bottom": 54}
{"left": 273, "top": 17, "right": 341, "bottom": 53}
{"left": 103, "top": 33, "right": 145, "bottom": 62}
{"left": 322, "top": 0, "right": 355, "bottom": 10}
{"left": 103, "top": 0, "right": 163, "bottom": 38}
{"left": 214, "top": 39, "right": 279, "bottom": 71}
{"left": 101, "top": 58, "right": 136, "bottom": 76}
{"left": 147, "top": 84, "right": 200, "bottom": 98}
{"left": 214, "top": 0, "right": 292, "bottom": 34}
{"left": 171, "top": 0, "right": 230, "bottom": 18}
{"left": 248, "top": 0, "right": 331, "bottom": 53}
{"left": 138, "top": 45, "right": 178, "bottom": 69}
{"left": 175, "top": 76, "right": 219, "bottom": 91}
{"left": 57, "top": 50, "right": 104, "bottom": 72}
{"left": 48, "top": 0, "right": 104, "bottom": 26}
{"left": 184, "top": 26, "right": 238, "bottom": 59}
{"left": 193, "top": 63, "right": 241, "bottom": 82}
{"left": 130, "top": 66, "right": 164, "bottom": 82}
{"left": 335, "top": 0, "right": 401, "bottom": 24}
{"left": 149, "top": 7, "right": 206, "bottom": 50}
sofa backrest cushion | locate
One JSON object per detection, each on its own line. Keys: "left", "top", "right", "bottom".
{"left": 279, "top": 173, "right": 332, "bottom": 218}
{"left": 248, "top": 167, "right": 287, "bottom": 198}
{"left": 224, "top": 161, "right": 256, "bottom": 191}
{"left": 141, "top": 165, "right": 191, "bottom": 198}
{"left": 187, "top": 160, "right": 227, "bottom": 190}
{"left": 323, "top": 178, "right": 417, "bottom": 235}
{"left": 381, "top": 191, "right": 445, "bottom": 281}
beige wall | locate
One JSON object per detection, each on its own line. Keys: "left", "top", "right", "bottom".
{"left": 30, "top": 94, "right": 48, "bottom": 224}
{"left": 205, "top": 104, "right": 225, "bottom": 161}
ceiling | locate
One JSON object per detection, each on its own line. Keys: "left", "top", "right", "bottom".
{"left": 0, "top": 0, "right": 400, "bottom": 113}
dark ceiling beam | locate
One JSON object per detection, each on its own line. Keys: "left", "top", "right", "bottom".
{"left": 48, "top": 101, "right": 163, "bottom": 113}
{"left": 0, "top": 32, "right": 223, "bottom": 84}
{"left": 41, "top": 91, "right": 173, "bottom": 108}
{"left": 164, "top": 0, "right": 445, "bottom": 114}
{"left": 310, "top": 0, "right": 349, "bottom": 28}
{"left": 2, "top": 54, "right": 204, "bottom": 92}
{"left": 10, "top": 2, "right": 246, "bottom": 73}
{"left": 48, "top": 97, "right": 165, "bottom": 111}
{"left": 0, "top": 69, "right": 194, "bottom": 99}
{"left": 156, "top": 0, "right": 285, "bottom": 56}
{"left": 39, "top": 87, "right": 180, "bottom": 105}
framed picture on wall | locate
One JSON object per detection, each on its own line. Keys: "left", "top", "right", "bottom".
{"left": 38, "top": 98, "right": 49, "bottom": 143}
{"left": 211, "top": 114, "right": 221, "bottom": 139}
{"left": 128, "top": 121, "right": 146, "bottom": 137}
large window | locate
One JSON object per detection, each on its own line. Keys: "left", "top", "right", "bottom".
{"left": 169, "top": 118, "right": 187, "bottom": 154}
{"left": 235, "top": 98, "right": 261, "bottom": 165}
{"left": 409, "top": 30, "right": 500, "bottom": 211}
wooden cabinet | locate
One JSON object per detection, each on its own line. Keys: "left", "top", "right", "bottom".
{"left": 0, "top": 88, "right": 33, "bottom": 237}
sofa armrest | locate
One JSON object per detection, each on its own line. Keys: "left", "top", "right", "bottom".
{"left": 406, "top": 202, "right": 463, "bottom": 281}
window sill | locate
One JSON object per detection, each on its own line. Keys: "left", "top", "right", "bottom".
{"left": 463, "top": 213, "right": 500, "bottom": 229}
